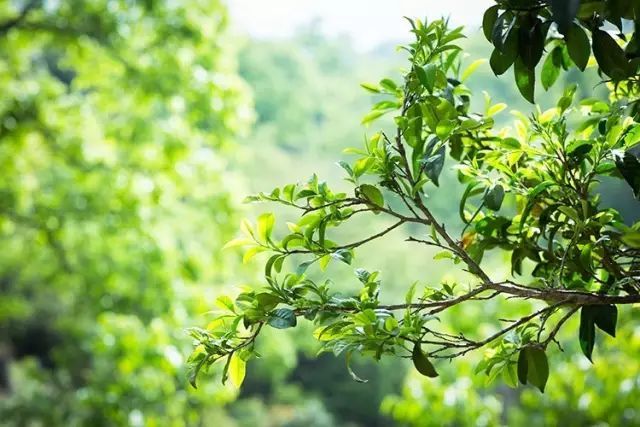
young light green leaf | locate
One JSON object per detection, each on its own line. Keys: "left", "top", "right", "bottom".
{"left": 228, "top": 353, "right": 246, "bottom": 389}
{"left": 461, "top": 59, "right": 486, "bottom": 81}
{"left": 256, "top": 213, "right": 275, "bottom": 242}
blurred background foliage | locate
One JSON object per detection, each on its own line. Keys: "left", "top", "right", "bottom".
{"left": 0, "top": 0, "right": 639, "bottom": 426}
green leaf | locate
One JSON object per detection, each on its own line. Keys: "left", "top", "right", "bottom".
{"left": 412, "top": 343, "right": 438, "bottom": 378}
{"left": 360, "top": 184, "right": 384, "bottom": 208}
{"left": 580, "top": 243, "right": 593, "bottom": 273}
{"left": 514, "top": 57, "right": 535, "bottom": 103}
{"left": 416, "top": 64, "right": 437, "bottom": 93}
{"left": 579, "top": 306, "right": 596, "bottom": 361}
{"left": 228, "top": 353, "right": 246, "bottom": 388}
{"left": 550, "top": 0, "right": 579, "bottom": 35}
{"left": 484, "top": 184, "right": 505, "bottom": 211}
{"left": 592, "top": 305, "right": 617, "bottom": 338}
{"left": 541, "top": 46, "right": 562, "bottom": 90}
{"left": 436, "top": 119, "right": 457, "bottom": 140}
{"left": 255, "top": 292, "right": 281, "bottom": 311}
{"left": 422, "top": 145, "right": 446, "bottom": 187}
{"left": 566, "top": 23, "right": 590, "bottom": 71}
{"left": 614, "top": 151, "right": 640, "bottom": 198}
{"left": 519, "top": 181, "right": 556, "bottom": 233}
{"left": 267, "top": 308, "right": 297, "bottom": 329}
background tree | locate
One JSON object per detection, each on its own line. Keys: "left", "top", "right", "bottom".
{"left": 0, "top": 0, "right": 253, "bottom": 424}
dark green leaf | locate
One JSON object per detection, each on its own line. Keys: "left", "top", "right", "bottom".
{"left": 412, "top": 343, "right": 438, "bottom": 378}
{"left": 614, "top": 151, "right": 640, "bottom": 198}
{"left": 593, "top": 305, "right": 617, "bottom": 338}
{"left": 579, "top": 306, "right": 596, "bottom": 361}
{"left": 482, "top": 5, "right": 500, "bottom": 42}
{"left": 541, "top": 46, "right": 563, "bottom": 90}
{"left": 524, "top": 346, "right": 549, "bottom": 393}
{"left": 489, "top": 29, "right": 518, "bottom": 76}
{"left": 484, "top": 184, "right": 505, "bottom": 211}
{"left": 517, "top": 349, "right": 528, "bottom": 385}
{"left": 514, "top": 57, "right": 535, "bottom": 103}
{"left": 550, "top": 0, "right": 580, "bottom": 35}
{"left": 422, "top": 145, "right": 446, "bottom": 187}
{"left": 592, "top": 29, "right": 631, "bottom": 81}
{"left": 566, "top": 24, "right": 590, "bottom": 71}
{"left": 267, "top": 308, "right": 297, "bottom": 329}
{"left": 492, "top": 12, "right": 508, "bottom": 51}
{"left": 518, "top": 19, "right": 545, "bottom": 69}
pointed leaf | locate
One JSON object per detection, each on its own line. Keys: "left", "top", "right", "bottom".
{"left": 593, "top": 305, "right": 617, "bottom": 338}
{"left": 412, "top": 343, "right": 438, "bottom": 378}
{"left": 422, "top": 145, "right": 446, "bottom": 186}
{"left": 514, "top": 57, "right": 535, "bottom": 103}
{"left": 614, "top": 151, "right": 640, "bottom": 198}
{"left": 579, "top": 306, "right": 596, "bottom": 361}
{"left": 228, "top": 353, "right": 246, "bottom": 389}
{"left": 566, "top": 23, "right": 590, "bottom": 71}
{"left": 517, "top": 349, "right": 528, "bottom": 385}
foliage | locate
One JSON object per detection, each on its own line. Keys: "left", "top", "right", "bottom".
{"left": 191, "top": 17, "right": 640, "bottom": 397}
{"left": 482, "top": 0, "right": 640, "bottom": 102}
{"left": 0, "top": 0, "right": 253, "bottom": 424}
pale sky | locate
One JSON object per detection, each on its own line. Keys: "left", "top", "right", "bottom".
{"left": 227, "top": 0, "right": 493, "bottom": 50}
